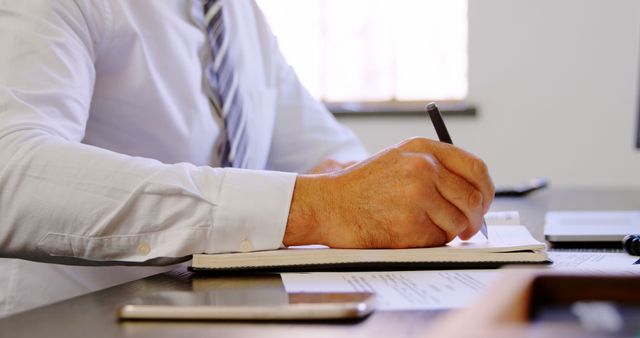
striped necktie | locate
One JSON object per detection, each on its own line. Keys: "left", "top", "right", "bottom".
{"left": 202, "top": 0, "right": 248, "bottom": 168}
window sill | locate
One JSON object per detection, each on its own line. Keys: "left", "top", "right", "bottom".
{"left": 326, "top": 101, "right": 476, "bottom": 117}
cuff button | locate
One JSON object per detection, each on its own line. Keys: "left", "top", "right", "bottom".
{"left": 137, "top": 243, "right": 151, "bottom": 255}
{"left": 239, "top": 239, "right": 253, "bottom": 252}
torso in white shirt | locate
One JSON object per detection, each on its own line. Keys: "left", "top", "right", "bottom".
{"left": 0, "top": 0, "right": 366, "bottom": 317}
{"left": 0, "top": 0, "right": 228, "bottom": 317}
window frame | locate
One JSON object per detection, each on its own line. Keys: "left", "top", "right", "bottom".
{"left": 326, "top": 100, "right": 476, "bottom": 117}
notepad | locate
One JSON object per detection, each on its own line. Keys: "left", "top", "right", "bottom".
{"left": 190, "top": 225, "right": 550, "bottom": 272}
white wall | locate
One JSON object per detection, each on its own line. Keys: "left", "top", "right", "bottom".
{"left": 337, "top": 0, "right": 640, "bottom": 188}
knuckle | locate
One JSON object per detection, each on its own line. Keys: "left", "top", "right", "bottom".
{"left": 402, "top": 155, "right": 436, "bottom": 176}
{"left": 467, "top": 189, "right": 484, "bottom": 209}
{"left": 402, "top": 137, "right": 431, "bottom": 151}
{"left": 472, "top": 158, "right": 489, "bottom": 176}
{"left": 420, "top": 157, "right": 438, "bottom": 174}
{"left": 409, "top": 136, "right": 429, "bottom": 147}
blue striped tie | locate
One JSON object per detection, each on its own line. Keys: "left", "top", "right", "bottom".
{"left": 202, "top": 0, "right": 248, "bottom": 168}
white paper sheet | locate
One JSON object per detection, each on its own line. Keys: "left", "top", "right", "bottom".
{"left": 485, "top": 211, "right": 520, "bottom": 225}
{"left": 548, "top": 251, "right": 640, "bottom": 274}
{"left": 281, "top": 270, "right": 498, "bottom": 310}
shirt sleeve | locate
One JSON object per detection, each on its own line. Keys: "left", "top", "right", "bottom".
{"left": 250, "top": 3, "right": 369, "bottom": 174}
{"left": 0, "top": 1, "right": 295, "bottom": 265}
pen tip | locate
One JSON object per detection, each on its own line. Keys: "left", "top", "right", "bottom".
{"left": 426, "top": 102, "right": 437, "bottom": 111}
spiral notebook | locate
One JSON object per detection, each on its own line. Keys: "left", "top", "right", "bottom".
{"left": 190, "top": 225, "right": 550, "bottom": 272}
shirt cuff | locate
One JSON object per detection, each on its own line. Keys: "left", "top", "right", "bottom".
{"left": 209, "top": 168, "right": 297, "bottom": 253}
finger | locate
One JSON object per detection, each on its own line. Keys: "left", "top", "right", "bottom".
{"left": 432, "top": 145, "right": 494, "bottom": 213}
{"left": 396, "top": 152, "right": 472, "bottom": 242}
{"left": 423, "top": 187, "right": 470, "bottom": 243}
{"left": 458, "top": 218, "right": 484, "bottom": 240}
{"left": 399, "top": 137, "right": 495, "bottom": 212}
{"left": 433, "top": 163, "right": 484, "bottom": 238}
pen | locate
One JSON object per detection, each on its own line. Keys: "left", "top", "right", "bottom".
{"left": 426, "top": 102, "right": 489, "bottom": 239}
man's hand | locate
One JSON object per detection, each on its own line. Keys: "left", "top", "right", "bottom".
{"left": 308, "top": 159, "right": 357, "bottom": 174}
{"left": 284, "top": 137, "right": 495, "bottom": 248}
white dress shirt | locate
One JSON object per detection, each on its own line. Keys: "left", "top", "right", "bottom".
{"left": 0, "top": 0, "right": 367, "bottom": 316}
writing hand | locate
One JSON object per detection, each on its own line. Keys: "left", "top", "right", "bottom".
{"left": 284, "top": 137, "right": 494, "bottom": 248}
{"left": 308, "top": 159, "right": 357, "bottom": 175}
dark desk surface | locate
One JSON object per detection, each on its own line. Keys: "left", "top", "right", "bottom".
{"left": 1, "top": 188, "right": 639, "bottom": 338}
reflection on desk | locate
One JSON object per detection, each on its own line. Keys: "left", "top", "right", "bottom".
{"left": 427, "top": 270, "right": 640, "bottom": 338}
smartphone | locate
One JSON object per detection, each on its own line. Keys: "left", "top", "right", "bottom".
{"left": 118, "top": 290, "right": 375, "bottom": 321}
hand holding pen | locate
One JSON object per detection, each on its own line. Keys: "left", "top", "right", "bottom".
{"left": 427, "top": 102, "right": 490, "bottom": 239}
{"left": 287, "top": 105, "right": 494, "bottom": 248}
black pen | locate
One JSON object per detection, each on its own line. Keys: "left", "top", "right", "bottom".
{"left": 426, "top": 102, "right": 489, "bottom": 239}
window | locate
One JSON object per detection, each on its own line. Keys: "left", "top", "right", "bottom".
{"left": 256, "top": 0, "right": 468, "bottom": 104}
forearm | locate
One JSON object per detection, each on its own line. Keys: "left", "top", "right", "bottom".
{"left": 0, "top": 131, "right": 295, "bottom": 264}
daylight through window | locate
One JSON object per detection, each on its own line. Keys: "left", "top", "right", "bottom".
{"left": 256, "top": 0, "right": 468, "bottom": 103}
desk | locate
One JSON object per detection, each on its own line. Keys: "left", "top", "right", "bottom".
{"left": 1, "top": 188, "right": 639, "bottom": 338}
